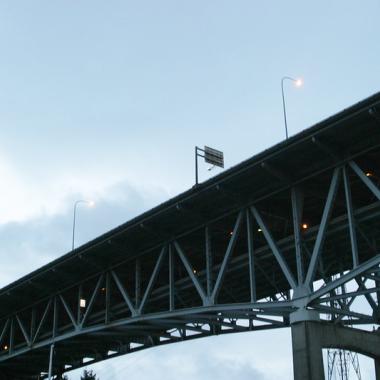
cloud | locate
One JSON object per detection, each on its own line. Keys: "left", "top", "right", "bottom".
{"left": 0, "top": 179, "right": 168, "bottom": 287}
{"left": 84, "top": 345, "right": 268, "bottom": 380}
{"left": 0, "top": 171, "right": 292, "bottom": 380}
{"left": 68, "top": 328, "right": 296, "bottom": 380}
{"left": 0, "top": 152, "right": 170, "bottom": 226}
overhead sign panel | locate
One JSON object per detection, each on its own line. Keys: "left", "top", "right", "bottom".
{"left": 204, "top": 146, "right": 224, "bottom": 168}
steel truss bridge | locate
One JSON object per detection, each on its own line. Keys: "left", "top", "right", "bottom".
{"left": 1, "top": 93, "right": 380, "bottom": 379}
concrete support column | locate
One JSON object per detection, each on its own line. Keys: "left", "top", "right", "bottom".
{"left": 291, "top": 320, "right": 380, "bottom": 380}
{"left": 291, "top": 322, "right": 325, "bottom": 380}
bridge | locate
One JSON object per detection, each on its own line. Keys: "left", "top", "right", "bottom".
{"left": 1, "top": 93, "right": 380, "bottom": 379}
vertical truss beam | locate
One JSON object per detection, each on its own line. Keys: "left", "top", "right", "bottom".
{"left": 52, "top": 296, "right": 58, "bottom": 339}
{"left": 246, "top": 209, "right": 257, "bottom": 302}
{"left": 305, "top": 167, "right": 341, "bottom": 287}
{"left": 205, "top": 226, "right": 213, "bottom": 298}
{"left": 105, "top": 272, "right": 111, "bottom": 324}
{"left": 30, "top": 308, "right": 36, "bottom": 343}
{"left": 77, "top": 284, "right": 83, "bottom": 325}
{"left": 9, "top": 318, "right": 14, "bottom": 354}
{"left": 343, "top": 166, "right": 359, "bottom": 268}
{"left": 135, "top": 258, "right": 141, "bottom": 310}
{"left": 291, "top": 187, "right": 304, "bottom": 284}
{"left": 250, "top": 206, "right": 297, "bottom": 289}
{"left": 169, "top": 244, "right": 175, "bottom": 311}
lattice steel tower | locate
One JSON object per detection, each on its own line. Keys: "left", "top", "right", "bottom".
{"left": 327, "top": 274, "right": 362, "bottom": 380}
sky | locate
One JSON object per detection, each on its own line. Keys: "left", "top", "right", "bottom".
{"left": 0, "top": 0, "right": 379, "bottom": 378}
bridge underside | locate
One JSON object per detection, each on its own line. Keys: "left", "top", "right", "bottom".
{"left": 0, "top": 94, "right": 380, "bottom": 378}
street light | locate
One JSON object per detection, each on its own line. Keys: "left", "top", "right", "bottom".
{"left": 72, "top": 200, "right": 95, "bottom": 250}
{"left": 281, "top": 76, "right": 303, "bottom": 139}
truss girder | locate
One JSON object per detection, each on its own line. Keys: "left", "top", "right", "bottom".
{"left": 0, "top": 159, "right": 380, "bottom": 378}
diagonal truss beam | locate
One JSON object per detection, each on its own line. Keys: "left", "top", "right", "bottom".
{"left": 355, "top": 278, "right": 378, "bottom": 312}
{"left": 250, "top": 206, "right": 297, "bottom": 289}
{"left": 59, "top": 295, "right": 78, "bottom": 329}
{"left": 304, "top": 167, "right": 341, "bottom": 287}
{"left": 308, "top": 254, "right": 380, "bottom": 303}
{"left": 313, "top": 285, "right": 380, "bottom": 304}
{"left": 138, "top": 246, "right": 167, "bottom": 314}
{"left": 314, "top": 304, "right": 373, "bottom": 322}
{"left": 174, "top": 241, "right": 208, "bottom": 305}
{"left": 0, "top": 319, "right": 9, "bottom": 348}
{"left": 349, "top": 161, "right": 380, "bottom": 201}
{"left": 16, "top": 316, "right": 31, "bottom": 347}
{"left": 343, "top": 166, "right": 359, "bottom": 267}
{"left": 211, "top": 211, "right": 243, "bottom": 302}
{"left": 81, "top": 274, "right": 104, "bottom": 327}
{"left": 111, "top": 270, "right": 138, "bottom": 316}
{"left": 32, "top": 299, "right": 52, "bottom": 345}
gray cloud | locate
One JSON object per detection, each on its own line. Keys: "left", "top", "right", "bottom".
{"left": 0, "top": 180, "right": 168, "bottom": 287}
{"left": 0, "top": 179, "right": 290, "bottom": 380}
{"left": 83, "top": 346, "right": 268, "bottom": 380}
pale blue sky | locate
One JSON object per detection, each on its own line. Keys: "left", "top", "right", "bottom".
{"left": 0, "top": 1, "right": 379, "bottom": 378}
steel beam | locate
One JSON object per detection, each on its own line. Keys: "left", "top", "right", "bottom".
{"left": 350, "top": 161, "right": 380, "bottom": 201}
{"left": 251, "top": 206, "right": 297, "bottom": 289}
{"left": 174, "top": 241, "right": 208, "bottom": 305}
{"left": 246, "top": 209, "right": 257, "bottom": 303}
{"left": 343, "top": 166, "right": 359, "bottom": 267}
{"left": 291, "top": 187, "right": 304, "bottom": 285}
{"left": 305, "top": 168, "right": 341, "bottom": 287}
{"left": 211, "top": 211, "right": 243, "bottom": 302}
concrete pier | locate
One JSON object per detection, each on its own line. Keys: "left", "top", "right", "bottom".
{"left": 291, "top": 321, "right": 380, "bottom": 379}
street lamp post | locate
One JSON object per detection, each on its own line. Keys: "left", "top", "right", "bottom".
{"left": 281, "top": 76, "right": 303, "bottom": 139}
{"left": 72, "top": 200, "right": 94, "bottom": 250}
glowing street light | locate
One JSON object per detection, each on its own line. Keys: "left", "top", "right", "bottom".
{"left": 281, "top": 76, "right": 303, "bottom": 139}
{"left": 72, "top": 200, "right": 95, "bottom": 250}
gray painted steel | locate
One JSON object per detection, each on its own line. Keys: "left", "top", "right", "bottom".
{"left": 0, "top": 93, "right": 380, "bottom": 378}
